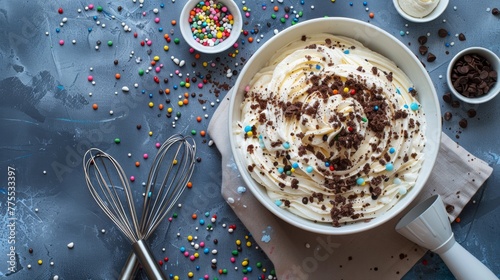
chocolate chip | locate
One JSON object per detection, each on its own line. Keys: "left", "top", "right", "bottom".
{"left": 451, "top": 100, "right": 460, "bottom": 108}
{"left": 459, "top": 118, "right": 468, "bottom": 128}
{"left": 442, "top": 92, "right": 452, "bottom": 103}
{"left": 438, "top": 28, "right": 448, "bottom": 38}
{"left": 419, "top": 45, "right": 428, "bottom": 55}
{"left": 445, "top": 204, "right": 455, "bottom": 213}
{"left": 427, "top": 52, "right": 436, "bottom": 62}
{"left": 492, "top": 8, "right": 499, "bottom": 15}
{"left": 458, "top": 33, "right": 466, "bottom": 41}
{"left": 444, "top": 111, "right": 452, "bottom": 121}
{"left": 467, "top": 108, "right": 477, "bottom": 118}
{"left": 418, "top": 35, "right": 428, "bottom": 45}
{"left": 450, "top": 52, "right": 498, "bottom": 98}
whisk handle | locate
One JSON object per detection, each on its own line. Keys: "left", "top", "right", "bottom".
{"left": 119, "top": 251, "right": 140, "bottom": 280}
{"left": 132, "top": 239, "right": 166, "bottom": 280}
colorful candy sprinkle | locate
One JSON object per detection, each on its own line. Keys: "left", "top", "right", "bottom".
{"left": 356, "top": 178, "right": 365, "bottom": 185}
{"left": 385, "top": 163, "right": 394, "bottom": 171}
{"left": 410, "top": 102, "right": 419, "bottom": 111}
{"left": 187, "top": 0, "right": 235, "bottom": 47}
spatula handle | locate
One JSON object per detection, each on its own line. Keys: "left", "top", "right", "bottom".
{"left": 437, "top": 238, "right": 498, "bottom": 280}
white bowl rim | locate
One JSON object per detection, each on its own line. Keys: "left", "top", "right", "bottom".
{"left": 446, "top": 46, "right": 500, "bottom": 104}
{"left": 228, "top": 17, "right": 441, "bottom": 235}
{"left": 179, "top": 0, "right": 242, "bottom": 54}
{"left": 392, "top": 0, "right": 449, "bottom": 23}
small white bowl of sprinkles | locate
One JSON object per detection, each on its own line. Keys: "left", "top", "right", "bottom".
{"left": 180, "top": 0, "right": 242, "bottom": 54}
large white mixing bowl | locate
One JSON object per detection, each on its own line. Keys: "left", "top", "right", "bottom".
{"left": 229, "top": 17, "right": 441, "bottom": 235}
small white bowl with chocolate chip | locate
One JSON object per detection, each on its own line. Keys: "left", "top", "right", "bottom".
{"left": 447, "top": 47, "right": 500, "bottom": 104}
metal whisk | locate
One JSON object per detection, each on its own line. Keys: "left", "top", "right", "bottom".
{"left": 83, "top": 134, "right": 196, "bottom": 280}
{"left": 120, "top": 135, "right": 196, "bottom": 279}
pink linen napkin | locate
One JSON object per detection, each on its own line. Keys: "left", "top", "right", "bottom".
{"left": 207, "top": 89, "right": 493, "bottom": 280}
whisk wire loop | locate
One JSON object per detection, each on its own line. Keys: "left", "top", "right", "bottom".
{"left": 140, "top": 135, "right": 196, "bottom": 239}
{"left": 83, "top": 148, "right": 141, "bottom": 243}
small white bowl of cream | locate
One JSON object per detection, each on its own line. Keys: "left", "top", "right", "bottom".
{"left": 393, "top": 0, "right": 449, "bottom": 23}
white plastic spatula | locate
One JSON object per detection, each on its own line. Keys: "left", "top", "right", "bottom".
{"left": 395, "top": 195, "right": 498, "bottom": 280}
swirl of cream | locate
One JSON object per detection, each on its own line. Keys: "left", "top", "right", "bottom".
{"left": 235, "top": 34, "right": 426, "bottom": 226}
{"left": 398, "top": 0, "right": 440, "bottom": 18}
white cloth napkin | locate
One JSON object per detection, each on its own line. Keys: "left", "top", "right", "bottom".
{"left": 207, "top": 89, "right": 493, "bottom": 280}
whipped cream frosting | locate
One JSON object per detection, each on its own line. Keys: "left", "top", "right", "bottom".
{"left": 235, "top": 34, "right": 426, "bottom": 226}
{"left": 398, "top": 0, "right": 440, "bottom": 18}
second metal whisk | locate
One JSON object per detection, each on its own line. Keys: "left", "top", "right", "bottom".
{"left": 120, "top": 134, "right": 196, "bottom": 279}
